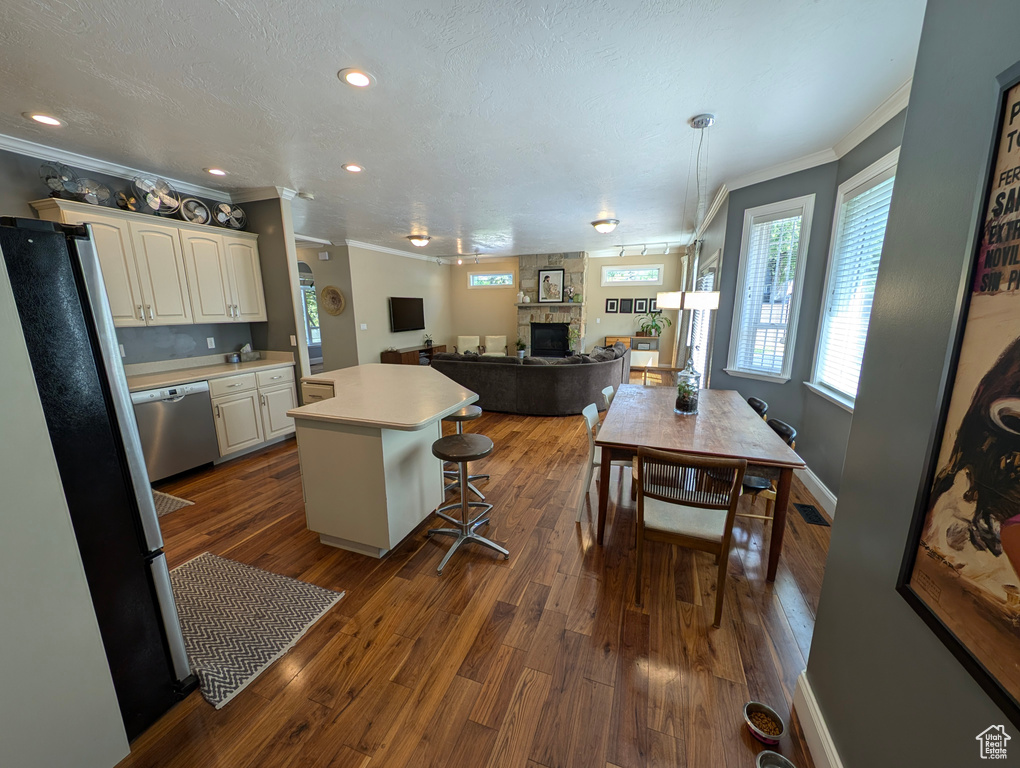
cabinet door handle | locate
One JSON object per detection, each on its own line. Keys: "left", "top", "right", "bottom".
{"left": 215, "top": 404, "right": 220, "bottom": 418}
{"left": 260, "top": 394, "right": 266, "bottom": 406}
{"left": 137, "top": 305, "right": 144, "bottom": 321}
{"left": 147, "top": 305, "right": 154, "bottom": 321}
{"left": 227, "top": 383, "right": 241, "bottom": 387}
{"left": 231, "top": 304, "right": 238, "bottom": 318}
{"left": 270, "top": 375, "right": 282, "bottom": 380}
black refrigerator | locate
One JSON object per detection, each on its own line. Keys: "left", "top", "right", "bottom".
{"left": 0, "top": 217, "right": 196, "bottom": 740}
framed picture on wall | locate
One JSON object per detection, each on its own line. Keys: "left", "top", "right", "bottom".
{"left": 634, "top": 298, "right": 648, "bottom": 313}
{"left": 898, "top": 67, "right": 1020, "bottom": 728}
{"left": 537, "top": 268, "right": 565, "bottom": 303}
{"left": 650, "top": 298, "right": 658, "bottom": 312}
{"left": 619, "top": 298, "right": 634, "bottom": 314}
{"left": 605, "top": 298, "right": 618, "bottom": 313}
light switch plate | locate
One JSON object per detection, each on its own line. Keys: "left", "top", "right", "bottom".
{"left": 206, "top": 337, "right": 215, "bottom": 349}
{"left": 290, "top": 335, "right": 297, "bottom": 346}
{"left": 318, "top": 251, "right": 330, "bottom": 260}
{"left": 596, "top": 317, "right": 600, "bottom": 323}
{"left": 360, "top": 323, "right": 367, "bottom": 330}
{"left": 118, "top": 343, "right": 125, "bottom": 358}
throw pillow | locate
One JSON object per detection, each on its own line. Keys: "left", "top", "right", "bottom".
{"left": 522, "top": 356, "right": 551, "bottom": 365}
{"left": 432, "top": 352, "right": 463, "bottom": 361}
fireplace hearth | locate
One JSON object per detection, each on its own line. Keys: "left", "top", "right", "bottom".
{"left": 531, "top": 322, "right": 569, "bottom": 357}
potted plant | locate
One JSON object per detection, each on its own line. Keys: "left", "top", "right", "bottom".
{"left": 636, "top": 310, "right": 671, "bottom": 337}
{"left": 515, "top": 337, "right": 526, "bottom": 359}
{"left": 567, "top": 326, "right": 581, "bottom": 355}
{"left": 423, "top": 333, "right": 433, "bottom": 347}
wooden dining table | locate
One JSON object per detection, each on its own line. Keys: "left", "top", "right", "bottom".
{"left": 594, "top": 386, "right": 806, "bottom": 581}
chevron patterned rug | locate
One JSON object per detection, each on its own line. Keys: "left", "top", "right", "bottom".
{"left": 170, "top": 552, "right": 344, "bottom": 709}
{"left": 153, "top": 490, "right": 194, "bottom": 517}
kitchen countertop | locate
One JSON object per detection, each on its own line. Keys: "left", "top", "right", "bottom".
{"left": 125, "top": 357, "right": 294, "bottom": 392}
{"left": 288, "top": 364, "right": 477, "bottom": 430}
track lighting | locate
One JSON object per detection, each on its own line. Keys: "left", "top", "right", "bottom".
{"left": 619, "top": 247, "right": 625, "bottom": 257}
{"left": 641, "top": 245, "right": 647, "bottom": 256}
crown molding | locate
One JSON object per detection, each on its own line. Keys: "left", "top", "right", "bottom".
{"left": 833, "top": 79, "right": 911, "bottom": 158}
{"left": 728, "top": 148, "right": 839, "bottom": 191}
{"left": 230, "top": 186, "right": 298, "bottom": 204}
{"left": 695, "top": 184, "right": 729, "bottom": 239}
{"left": 294, "top": 233, "right": 334, "bottom": 246}
{"left": 345, "top": 239, "right": 452, "bottom": 265}
{"left": 0, "top": 132, "right": 233, "bottom": 201}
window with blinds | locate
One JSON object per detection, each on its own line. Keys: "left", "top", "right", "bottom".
{"left": 726, "top": 195, "right": 815, "bottom": 381}
{"left": 812, "top": 153, "right": 897, "bottom": 405}
{"left": 689, "top": 266, "right": 717, "bottom": 387}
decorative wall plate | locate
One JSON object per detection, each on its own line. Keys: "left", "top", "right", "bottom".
{"left": 320, "top": 285, "right": 346, "bottom": 316}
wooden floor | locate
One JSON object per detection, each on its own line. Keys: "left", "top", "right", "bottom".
{"left": 125, "top": 409, "right": 830, "bottom": 768}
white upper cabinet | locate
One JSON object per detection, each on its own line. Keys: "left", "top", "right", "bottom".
{"left": 224, "top": 237, "right": 267, "bottom": 322}
{"left": 180, "top": 230, "right": 231, "bottom": 323}
{"left": 128, "top": 220, "right": 192, "bottom": 326}
{"left": 31, "top": 198, "right": 264, "bottom": 328}
{"left": 67, "top": 210, "right": 146, "bottom": 327}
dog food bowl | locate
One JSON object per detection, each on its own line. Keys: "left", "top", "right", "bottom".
{"left": 756, "top": 750, "right": 796, "bottom": 768}
{"left": 744, "top": 700, "right": 786, "bottom": 745}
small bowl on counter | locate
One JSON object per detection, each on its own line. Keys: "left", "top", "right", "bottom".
{"left": 756, "top": 750, "right": 796, "bottom": 768}
{"left": 225, "top": 352, "right": 241, "bottom": 364}
{"left": 744, "top": 700, "right": 786, "bottom": 745}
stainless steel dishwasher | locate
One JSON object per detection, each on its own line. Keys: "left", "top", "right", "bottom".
{"left": 130, "top": 381, "right": 219, "bottom": 482}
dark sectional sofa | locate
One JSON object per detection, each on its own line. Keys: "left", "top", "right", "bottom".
{"left": 431, "top": 344, "right": 631, "bottom": 416}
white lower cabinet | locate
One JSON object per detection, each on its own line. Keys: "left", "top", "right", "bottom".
{"left": 212, "top": 391, "right": 264, "bottom": 456}
{"left": 212, "top": 367, "right": 297, "bottom": 457}
{"left": 260, "top": 384, "right": 297, "bottom": 439}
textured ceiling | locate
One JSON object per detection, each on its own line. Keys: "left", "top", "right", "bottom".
{"left": 0, "top": 0, "right": 925, "bottom": 256}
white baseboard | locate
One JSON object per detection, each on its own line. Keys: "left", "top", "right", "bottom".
{"left": 793, "top": 672, "right": 844, "bottom": 768}
{"left": 795, "top": 467, "right": 837, "bottom": 519}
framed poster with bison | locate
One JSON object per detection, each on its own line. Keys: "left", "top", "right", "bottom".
{"left": 898, "top": 69, "right": 1020, "bottom": 727}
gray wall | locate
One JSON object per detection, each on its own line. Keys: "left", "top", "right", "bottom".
{"left": 117, "top": 322, "right": 253, "bottom": 364}
{"left": 246, "top": 198, "right": 300, "bottom": 358}
{"left": 1, "top": 258, "right": 129, "bottom": 767}
{"left": 807, "top": 0, "right": 1020, "bottom": 764}
{"left": 709, "top": 113, "right": 906, "bottom": 496}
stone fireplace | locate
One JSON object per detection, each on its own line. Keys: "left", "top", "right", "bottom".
{"left": 516, "top": 251, "right": 589, "bottom": 354}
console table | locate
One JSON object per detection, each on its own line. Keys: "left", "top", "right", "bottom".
{"left": 380, "top": 344, "right": 446, "bottom": 365}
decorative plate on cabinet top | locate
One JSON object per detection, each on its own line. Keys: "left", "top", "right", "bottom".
{"left": 320, "top": 286, "right": 346, "bottom": 316}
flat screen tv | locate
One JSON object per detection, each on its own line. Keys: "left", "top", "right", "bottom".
{"left": 388, "top": 296, "right": 426, "bottom": 332}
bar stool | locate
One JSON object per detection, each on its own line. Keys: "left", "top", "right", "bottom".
{"left": 443, "top": 405, "right": 488, "bottom": 500}
{"left": 429, "top": 433, "right": 509, "bottom": 574}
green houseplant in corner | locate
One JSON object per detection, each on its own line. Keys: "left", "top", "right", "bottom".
{"left": 636, "top": 310, "right": 671, "bottom": 337}
{"left": 515, "top": 337, "right": 526, "bottom": 359}
{"left": 567, "top": 326, "right": 581, "bottom": 355}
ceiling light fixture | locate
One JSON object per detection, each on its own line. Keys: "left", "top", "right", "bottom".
{"left": 592, "top": 218, "right": 619, "bottom": 234}
{"left": 619, "top": 246, "right": 625, "bottom": 257}
{"left": 474, "top": 253, "right": 479, "bottom": 265}
{"left": 338, "top": 68, "right": 375, "bottom": 88}
{"left": 641, "top": 245, "right": 647, "bottom": 256}
{"left": 342, "top": 163, "right": 363, "bottom": 173}
{"left": 457, "top": 258, "right": 463, "bottom": 265}
{"left": 205, "top": 168, "right": 227, "bottom": 176}
{"left": 25, "top": 113, "right": 62, "bottom": 126}
{"left": 407, "top": 235, "right": 431, "bottom": 247}
{"left": 297, "top": 191, "right": 315, "bottom": 200}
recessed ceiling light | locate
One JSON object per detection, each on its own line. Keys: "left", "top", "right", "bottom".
{"left": 342, "top": 163, "right": 363, "bottom": 173}
{"left": 205, "top": 168, "right": 227, "bottom": 176}
{"left": 338, "top": 68, "right": 375, "bottom": 88}
{"left": 591, "top": 218, "right": 619, "bottom": 234}
{"left": 407, "top": 235, "right": 431, "bottom": 247}
{"left": 457, "top": 258, "right": 463, "bottom": 265}
{"left": 25, "top": 113, "right": 62, "bottom": 126}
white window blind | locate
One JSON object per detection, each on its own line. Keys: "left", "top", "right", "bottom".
{"left": 689, "top": 267, "right": 716, "bottom": 387}
{"left": 813, "top": 167, "right": 895, "bottom": 402}
{"left": 727, "top": 196, "right": 812, "bottom": 381}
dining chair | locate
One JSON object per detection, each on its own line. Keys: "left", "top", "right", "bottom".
{"left": 481, "top": 335, "right": 508, "bottom": 356}
{"left": 738, "top": 418, "right": 797, "bottom": 523}
{"left": 576, "top": 403, "right": 632, "bottom": 522}
{"left": 455, "top": 335, "right": 480, "bottom": 354}
{"left": 602, "top": 385, "right": 615, "bottom": 409}
{"left": 634, "top": 447, "right": 746, "bottom": 627}
{"left": 747, "top": 396, "right": 768, "bottom": 420}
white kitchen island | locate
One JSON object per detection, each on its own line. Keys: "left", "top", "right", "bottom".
{"left": 287, "top": 364, "right": 477, "bottom": 557}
